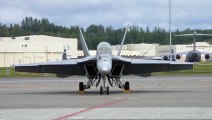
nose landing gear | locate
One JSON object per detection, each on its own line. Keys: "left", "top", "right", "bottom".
{"left": 99, "top": 86, "right": 110, "bottom": 95}
{"left": 99, "top": 76, "right": 110, "bottom": 95}
{"left": 78, "top": 77, "right": 130, "bottom": 94}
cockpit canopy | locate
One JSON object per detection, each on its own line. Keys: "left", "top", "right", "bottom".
{"left": 97, "top": 42, "right": 112, "bottom": 54}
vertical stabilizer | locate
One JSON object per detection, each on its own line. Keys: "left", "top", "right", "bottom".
{"left": 79, "top": 28, "right": 90, "bottom": 57}
{"left": 175, "top": 31, "right": 212, "bottom": 51}
{"left": 117, "top": 26, "right": 129, "bottom": 56}
{"left": 193, "top": 31, "right": 197, "bottom": 51}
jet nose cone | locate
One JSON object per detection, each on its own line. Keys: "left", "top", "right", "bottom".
{"left": 102, "top": 66, "right": 110, "bottom": 73}
{"left": 97, "top": 62, "right": 112, "bottom": 76}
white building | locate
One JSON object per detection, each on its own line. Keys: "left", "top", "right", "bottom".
{"left": 0, "top": 35, "right": 77, "bottom": 67}
{"left": 112, "top": 43, "right": 158, "bottom": 56}
{"left": 156, "top": 42, "right": 212, "bottom": 56}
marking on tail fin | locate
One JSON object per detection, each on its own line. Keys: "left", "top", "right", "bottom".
{"left": 79, "top": 28, "right": 90, "bottom": 57}
{"left": 117, "top": 26, "right": 129, "bottom": 56}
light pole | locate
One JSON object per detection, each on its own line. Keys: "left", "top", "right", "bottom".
{"left": 169, "top": 0, "right": 172, "bottom": 62}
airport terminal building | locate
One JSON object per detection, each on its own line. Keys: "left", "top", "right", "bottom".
{"left": 1, "top": 35, "right": 212, "bottom": 67}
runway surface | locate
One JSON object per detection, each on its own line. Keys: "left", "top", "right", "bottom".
{"left": 0, "top": 76, "right": 212, "bottom": 119}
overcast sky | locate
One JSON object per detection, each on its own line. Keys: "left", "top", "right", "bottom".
{"left": 0, "top": 0, "right": 211, "bottom": 30}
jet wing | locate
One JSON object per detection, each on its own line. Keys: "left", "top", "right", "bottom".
{"left": 200, "top": 51, "right": 212, "bottom": 55}
{"left": 112, "top": 56, "right": 193, "bottom": 75}
{"left": 175, "top": 34, "right": 194, "bottom": 36}
{"left": 175, "top": 51, "right": 188, "bottom": 55}
{"left": 14, "top": 56, "right": 96, "bottom": 76}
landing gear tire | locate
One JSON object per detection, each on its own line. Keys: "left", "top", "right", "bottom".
{"left": 106, "top": 86, "right": 110, "bottom": 95}
{"left": 124, "top": 81, "right": 130, "bottom": 91}
{"left": 100, "top": 86, "right": 103, "bottom": 95}
{"left": 79, "top": 82, "right": 84, "bottom": 92}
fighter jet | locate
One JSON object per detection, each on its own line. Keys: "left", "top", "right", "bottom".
{"left": 15, "top": 27, "right": 193, "bottom": 95}
{"left": 164, "top": 31, "right": 212, "bottom": 62}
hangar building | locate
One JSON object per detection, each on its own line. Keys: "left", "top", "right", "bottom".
{"left": 0, "top": 35, "right": 77, "bottom": 67}
{"left": 111, "top": 42, "right": 212, "bottom": 61}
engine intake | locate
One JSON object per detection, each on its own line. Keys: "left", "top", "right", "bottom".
{"left": 163, "top": 56, "right": 169, "bottom": 60}
{"left": 205, "top": 54, "right": 210, "bottom": 59}
{"left": 176, "top": 54, "right": 181, "bottom": 60}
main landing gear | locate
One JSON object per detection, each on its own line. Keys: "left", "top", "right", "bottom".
{"left": 123, "top": 81, "right": 130, "bottom": 93}
{"left": 78, "top": 77, "right": 130, "bottom": 95}
{"left": 79, "top": 82, "right": 85, "bottom": 93}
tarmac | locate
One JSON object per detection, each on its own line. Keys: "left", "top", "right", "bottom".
{"left": 0, "top": 76, "right": 212, "bottom": 119}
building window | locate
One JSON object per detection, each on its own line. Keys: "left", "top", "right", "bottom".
{"left": 25, "top": 37, "right": 30, "bottom": 40}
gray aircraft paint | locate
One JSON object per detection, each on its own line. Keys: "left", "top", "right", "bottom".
{"left": 185, "top": 51, "right": 201, "bottom": 62}
{"left": 175, "top": 31, "right": 212, "bottom": 62}
{"left": 14, "top": 27, "right": 194, "bottom": 93}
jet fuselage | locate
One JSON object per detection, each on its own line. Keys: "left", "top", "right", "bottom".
{"left": 185, "top": 50, "right": 201, "bottom": 62}
{"left": 96, "top": 42, "right": 112, "bottom": 76}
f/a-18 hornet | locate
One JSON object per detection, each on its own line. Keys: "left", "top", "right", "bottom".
{"left": 15, "top": 27, "right": 193, "bottom": 94}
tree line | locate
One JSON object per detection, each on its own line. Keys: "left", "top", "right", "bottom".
{"left": 0, "top": 17, "right": 212, "bottom": 49}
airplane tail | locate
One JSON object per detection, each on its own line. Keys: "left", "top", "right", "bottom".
{"left": 79, "top": 28, "right": 90, "bottom": 57}
{"left": 175, "top": 31, "right": 212, "bottom": 51}
{"left": 117, "top": 26, "right": 129, "bottom": 56}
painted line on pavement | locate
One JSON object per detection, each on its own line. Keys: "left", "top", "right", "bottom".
{"left": 68, "top": 116, "right": 84, "bottom": 119}
{"left": 53, "top": 98, "right": 127, "bottom": 120}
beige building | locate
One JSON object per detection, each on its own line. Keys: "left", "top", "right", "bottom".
{"left": 0, "top": 35, "right": 77, "bottom": 67}
{"left": 112, "top": 43, "right": 158, "bottom": 56}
